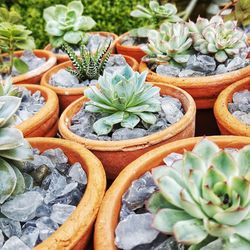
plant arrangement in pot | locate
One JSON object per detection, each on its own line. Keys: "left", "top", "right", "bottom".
{"left": 41, "top": 41, "right": 139, "bottom": 111}
{"left": 43, "top": 0, "right": 118, "bottom": 64}
{"left": 116, "top": 0, "right": 183, "bottom": 62}
{"left": 0, "top": 87, "right": 106, "bottom": 249}
{"left": 139, "top": 15, "right": 250, "bottom": 109}
{"left": 0, "top": 77, "right": 59, "bottom": 137}
{"left": 0, "top": 7, "right": 56, "bottom": 85}
{"left": 59, "top": 65, "right": 196, "bottom": 179}
{"left": 214, "top": 76, "right": 250, "bottom": 136}
{"left": 94, "top": 136, "right": 250, "bottom": 250}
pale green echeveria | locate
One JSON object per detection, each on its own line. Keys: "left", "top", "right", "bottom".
{"left": 148, "top": 138, "right": 250, "bottom": 249}
{"left": 131, "top": 1, "right": 182, "bottom": 23}
{"left": 84, "top": 66, "right": 161, "bottom": 136}
{"left": 43, "top": 0, "right": 96, "bottom": 48}
{"left": 143, "top": 22, "right": 193, "bottom": 65}
{"left": 0, "top": 95, "right": 33, "bottom": 204}
{"left": 188, "top": 16, "right": 248, "bottom": 62}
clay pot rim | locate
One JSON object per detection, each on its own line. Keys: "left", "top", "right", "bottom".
{"left": 16, "top": 84, "right": 59, "bottom": 136}
{"left": 29, "top": 137, "right": 106, "bottom": 250}
{"left": 40, "top": 55, "right": 139, "bottom": 95}
{"left": 214, "top": 76, "right": 250, "bottom": 136}
{"left": 139, "top": 61, "right": 250, "bottom": 88}
{"left": 116, "top": 32, "right": 144, "bottom": 51}
{"left": 2, "top": 50, "right": 57, "bottom": 84}
{"left": 94, "top": 135, "right": 250, "bottom": 250}
{"left": 58, "top": 82, "right": 196, "bottom": 151}
{"left": 44, "top": 31, "right": 119, "bottom": 55}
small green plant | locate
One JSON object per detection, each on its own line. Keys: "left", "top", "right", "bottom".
{"left": 188, "top": 15, "right": 248, "bottom": 62}
{"left": 43, "top": 0, "right": 96, "bottom": 48}
{"left": 61, "top": 41, "right": 111, "bottom": 82}
{"left": 143, "top": 22, "right": 193, "bottom": 65}
{"left": 84, "top": 66, "right": 161, "bottom": 135}
{"left": 129, "top": 1, "right": 182, "bottom": 40}
{"left": 0, "top": 7, "right": 35, "bottom": 75}
{"left": 0, "top": 78, "right": 33, "bottom": 203}
{"left": 0, "top": 7, "right": 22, "bottom": 24}
{"left": 148, "top": 138, "right": 250, "bottom": 249}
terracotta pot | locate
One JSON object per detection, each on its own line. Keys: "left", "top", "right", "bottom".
{"left": 58, "top": 83, "right": 196, "bottom": 179}
{"left": 115, "top": 32, "right": 146, "bottom": 63}
{"left": 139, "top": 61, "right": 250, "bottom": 109}
{"left": 25, "top": 137, "right": 106, "bottom": 250}
{"left": 16, "top": 84, "right": 59, "bottom": 137}
{"left": 214, "top": 76, "right": 250, "bottom": 136}
{"left": 44, "top": 32, "right": 119, "bottom": 64}
{"left": 94, "top": 135, "right": 250, "bottom": 250}
{"left": 41, "top": 55, "right": 139, "bottom": 112}
{"left": 1, "top": 50, "right": 57, "bottom": 85}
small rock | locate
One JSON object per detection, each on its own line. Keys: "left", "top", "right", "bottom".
{"left": 179, "top": 69, "right": 205, "bottom": 77}
{"left": 0, "top": 230, "right": 4, "bottom": 248}
{"left": 68, "top": 163, "right": 87, "bottom": 185}
{"left": 49, "top": 69, "right": 79, "bottom": 88}
{"left": 226, "top": 56, "right": 247, "bottom": 72}
{"left": 186, "top": 54, "right": 216, "bottom": 73}
{"left": 122, "top": 172, "right": 157, "bottom": 210}
{"left": 112, "top": 128, "right": 147, "bottom": 141}
{"left": 161, "top": 102, "right": 184, "bottom": 124}
{"left": 115, "top": 213, "right": 159, "bottom": 250}
{"left": 2, "top": 236, "right": 30, "bottom": 250}
{"left": 36, "top": 203, "right": 52, "bottom": 217}
{"left": 35, "top": 217, "right": 58, "bottom": 241}
{"left": 160, "top": 96, "right": 182, "bottom": 110}
{"left": 87, "top": 34, "right": 112, "bottom": 53}
{"left": 20, "top": 226, "right": 39, "bottom": 248}
{"left": 215, "top": 64, "right": 228, "bottom": 74}
{"left": 1, "top": 191, "right": 43, "bottom": 222}
{"left": 0, "top": 218, "right": 22, "bottom": 238}
{"left": 50, "top": 204, "right": 76, "bottom": 224}
{"left": 163, "top": 152, "right": 183, "bottom": 167}
{"left": 156, "top": 65, "right": 180, "bottom": 77}
{"left": 232, "top": 90, "right": 250, "bottom": 105}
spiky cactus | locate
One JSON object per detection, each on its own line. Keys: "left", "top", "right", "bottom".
{"left": 0, "top": 79, "right": 33, "bottom": 204}
{"left": 84, "top": 66, "right": 161, "bottom": 135}
{"left": 143, "top": 22, "right": 193, "bottom": 65}
{"left": 148, "top": 138, "right": 250, "bottom": 249}
{"left": 61, "top": 40, "right": 111, "bottom": 81}
{"left": 188, "top": 16, "right": 248, "bottom": 62}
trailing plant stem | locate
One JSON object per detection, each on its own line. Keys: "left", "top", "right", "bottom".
{"left": 182, "top": 0, "right": 199, "bottom": 21}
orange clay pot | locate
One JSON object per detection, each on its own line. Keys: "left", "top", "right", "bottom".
{"left": 214, "top": 76, "right": 250, "bottom": 136}
{"left": 16, "top": 84, "right": 59, "bottom": 137}
{"left": 115, "top": 32, "right": 146, "bottom": 63}
{"left": 26, "top": 137, "right": 106, "bottom": 250}
{"left": 94, "top": 135, "right": 250, "bottom": 250}
{"left": 2, "top": 50, "right": 57, "bottom": 85}
{"left": 44, "top": 32, "right": 119, "bottom": 64}
{"left": 58, "top": 83, "right": 196, "bottom": 179}
{"left": 41, "top": 55, "right": 139, "bottom": 112}
{"left": 139, "top": 61, "right": 250, "bottom": 109}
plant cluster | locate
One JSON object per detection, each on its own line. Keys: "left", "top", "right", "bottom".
{"left": 0, "top": 7, "right": 35, "bottom": 75}
{"left": 148, "top": 138, "right": 250, "bottom": 249}
{"left": 84, "top": 66, "right": 161, "bottom": 135}
{"left": 43, "top": 0, "right": 96, "bottom": 48}
{"left": 61, "top": 40, "right": 111, "bottom": 82}
{"left": 129, "top": 1, "right": 182, "bottom": 39}
{"left": 143, "top": 15, "right": 248, "bottom": 65}
{"left": 0, "top": 77, "right": 33, "bottom": 204}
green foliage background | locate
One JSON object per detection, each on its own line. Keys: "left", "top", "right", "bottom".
{"left": 1, "top": 0, "right": 152, "bottom": 48}
{"left": 0, "top": 0, "right": 208, "bottom": 49}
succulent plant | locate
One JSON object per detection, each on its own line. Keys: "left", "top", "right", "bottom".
{"left": 131, "top": 1, "right": 182, "bottom": 24}
{"left": 188, "top": 16, "right": 248, "bottom": 62}
{"left": 61, "top": 40, "right": 111, "bottom": 82}
{"left": 0, "top": 77, "right": 22, "bottom": 97}
{"left": 0, "top": 79, "right": 33, "bottom": 204}
{"left": 43, "top": 0, "right": 96, "bottom": 48}
{"left": 0, "top": 8, "right": 35, "bottom": 75}
{"left": 148, "top": 138, "right": 250, "bottom": 249}
{"left": 143, "top": 22, "right": 193, "bottom": 65}
{"left": 84, "top": 66, "right": 161, "bottom": 135}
